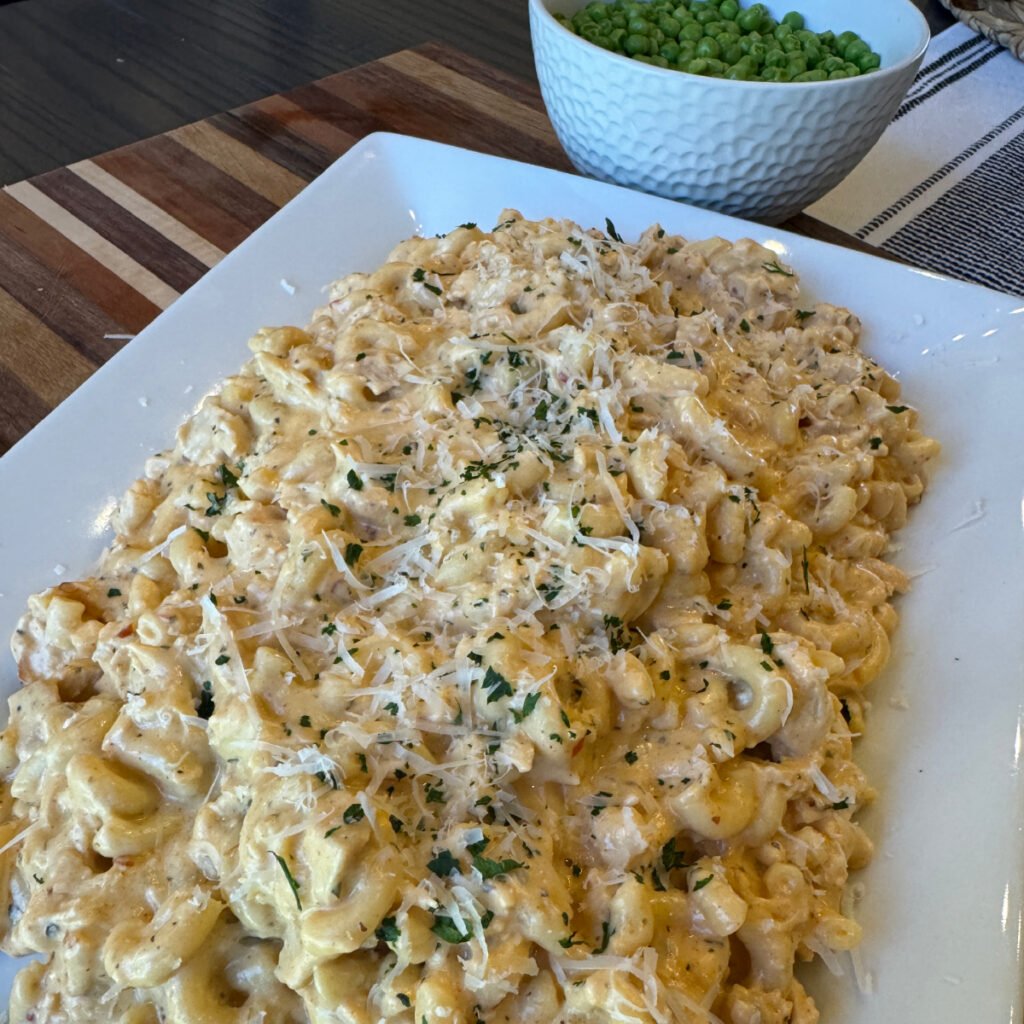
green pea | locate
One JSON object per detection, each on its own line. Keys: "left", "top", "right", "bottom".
{"left": 659, "top": 13, "right": 681, "bottom": 36}
{"left": 651, "top": 27, "right": 666, "bottom": 44}
{"left": 733, "top": 8, "right": 757, "bottom": 31}
{"left": 736, "top": 6, "right": 762, "bottom": 31}
{"left": 746, "top": 40, "right": 767, "bottom": 64}
{"left": 786, "top": 54, "right": 807, "bottom": 74}
{"left": 587, "top": 2, "right": 610, "bottom": 20}
{"left": 817, "top": 30, "right": 835, "bottom": 47}
{"left": 686, "top": 56, "right": 710, "bottom": 74}
{"left": 857, "top": 51, "right": 881, "bottom": 71}
{"left": 695, "top": 35, "right": 721, "bottom": 58}
{"left": 802, "top": 44, "right": 822, "bottom": 68}
{"left": 627, "top": 16, "right": 649, "bottom": 33}
{"left": 794, "top": 68, "right": 827, "bottom": 81}
{"left": 719, "top": 0, "right": 739, "bottom": 18}
{"left": 703, "top": 19, "right": 725, "bottom": 36}
{"left": 694, "top": 7, "right": 718, "bottom": 24}
{"left": 660, "top": 39, "right": 680, "bottom": 60}
{"left": 820, "top": 55, "right": 843, "bottom": 73}
{"left": 721, "top": 42, "right": 743, "bottom": 64}
{"left": 761, "top": 65, "right": 792, "bottom": 81}
{"left": 764, "top": 48, "right": 787, "bottom": 68}
{"left": 795, "top": 28, "right": 818, "bottom": 45}
{"left": 624, "top": 32, "right": 649, "bottom": 54}
{"left": 679, "top": 20, "right": 704, "bottom": 40}
{"left": 718, "top": 18, "right": 741, "bottom": 36}
{"left": 836, "top": 30, "right": 861, "bottom": 55}
{"left": 725, "top": 63, "right": 750, "bottom": 79}
{"left": 845, "top": 39, "right": 870, "bottom": 62}
{"left": 649, "top": 54, "right": 670, "bottom": 66}
{"left": 774, "top": 22, "right": 793, "bottom": 40}
{"left": 843, "top": 60, "right": 861, "bottom": 75}
{"left": 676, "top": 40, "right": 697, "bottom": 61}
{"left": 828, "top": 68, "right": 849, "bottom": 79}
{"left": 703, "top": 57, "right": 726, "bottom": 73}
{"left": 782, "top": 11, "right": 805, "bottom": 29}
{"left": 610, "top": 12, "right": 628, "bottom": 27}
{"left": 672, "top": 5, "right": 690, "bottom": 18}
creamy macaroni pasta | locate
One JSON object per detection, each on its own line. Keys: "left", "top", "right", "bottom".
{"left": 0, "top": 212, "right": 938, "bottom": 1024}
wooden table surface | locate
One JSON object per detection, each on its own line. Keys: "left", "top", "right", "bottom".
{"left": 0, "top": 0, "right": 954, "bottom": 186}
{"left": 0, "top": 44, "right": 574, "bottom": 453}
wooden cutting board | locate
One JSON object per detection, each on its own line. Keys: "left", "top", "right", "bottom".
{"left": 0, "top": 42, "right": 863, "bottom": 455}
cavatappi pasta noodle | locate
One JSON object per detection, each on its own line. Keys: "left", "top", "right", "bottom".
{"left": 0, "top": 212, "right": 938, "bottom": 1024}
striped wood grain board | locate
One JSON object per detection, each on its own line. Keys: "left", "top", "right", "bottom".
{"left": 0, "top": 43, "right": 574, "bottom": 455}
{"left": 0, "top": 42, "right": 863, "bottom": 455}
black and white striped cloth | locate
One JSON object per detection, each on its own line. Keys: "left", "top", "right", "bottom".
{"left": 809, "top": 25, "right": 1024, "bottom": 297}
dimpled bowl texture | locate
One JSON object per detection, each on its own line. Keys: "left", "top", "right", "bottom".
{"left": 530, "top": 0, "right": 929, "bottom": 221}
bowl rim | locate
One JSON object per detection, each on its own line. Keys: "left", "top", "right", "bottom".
{"left": 528, "top": 0, "right": 931, "bottom": 90}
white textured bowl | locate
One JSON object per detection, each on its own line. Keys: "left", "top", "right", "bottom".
{"left": 530, "top": 0, "right": 929, "bottom": 221}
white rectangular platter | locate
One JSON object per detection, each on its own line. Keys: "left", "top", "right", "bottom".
{"left": 1, "top": 132, "right": 1022, "bottom": 1020}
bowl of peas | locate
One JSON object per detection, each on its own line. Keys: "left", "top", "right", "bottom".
{"left": 529, "top": 0, "right": 929, "bottom": 221}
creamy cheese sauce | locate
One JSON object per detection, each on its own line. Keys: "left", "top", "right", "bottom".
{"left": 0, "top": 212, "right": 938, "bottom": 1024}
